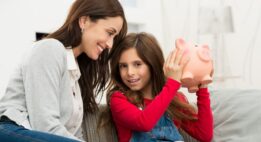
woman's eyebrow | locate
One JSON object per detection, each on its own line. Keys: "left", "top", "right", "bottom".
{"left": 109, "top": 27, "right": 117, "bottom": 34}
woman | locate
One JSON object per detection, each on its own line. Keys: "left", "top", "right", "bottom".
{"left": 0, "top": 0, "right": 127, "bottom": 141}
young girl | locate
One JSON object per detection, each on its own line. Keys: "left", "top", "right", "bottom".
{"left": 0, "top": 0, "right": 127, "bottom": 141}
{"left": 99, "top": 32, "right": 213, "bottom": 142}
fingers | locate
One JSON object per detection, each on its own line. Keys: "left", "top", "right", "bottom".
{"left": 174, "top": 38, "right": 186, "bottom": 66}
{"left": 163, "top": 45, "right": 186, "bottom": 82}
{"left": 169, "top": 49, "right": 177, "bottom": 65}
{"left": 179, "top": 55, "right": 190, "bottom": 70}
{"left": 165, "top": 48, "right": 183, "bottom": 67}
{"left": 164, "top": 49, "right": 177, "bottom": 70}
{"left": 165, "top": 50, "right": 174, "bottom": 66}
{"left": 164, "top": 42, "right": 186, "bottom": 71}
{"left": 174, "top": 49, "right": 184, "bottom": 66}
{"left": 164, "top": 50, "right": 173, "bottom": 72}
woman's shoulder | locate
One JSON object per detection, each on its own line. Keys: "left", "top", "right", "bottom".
{"left": 33, "top": 38, "right": 66, "bottom": 53}
{"left": 22, "top": 38, "right": 67, "bottom": 69}
{"left": 26, "top": 38, "right": 67, "bottom": 61}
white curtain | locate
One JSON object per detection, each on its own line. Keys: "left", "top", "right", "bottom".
{"left": 160, "top": 0, "right": 261, "bottom": 90}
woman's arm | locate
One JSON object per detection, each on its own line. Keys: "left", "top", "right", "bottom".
{"left": 23, "top": 39, "right": 79, "bottom": 140}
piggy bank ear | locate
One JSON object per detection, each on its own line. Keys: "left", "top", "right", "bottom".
{"left": 175, "top": 38, "right": 185, "bottom": 50}
{"left": 197, "top": 45, "right": 212, "bottom": 62}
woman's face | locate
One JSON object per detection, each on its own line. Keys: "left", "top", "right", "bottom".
{"left": 118, "top": 48, "right": 152, "bottom": 95}
{"left": 80, "top": 16, "right": 123, "bottom": 60}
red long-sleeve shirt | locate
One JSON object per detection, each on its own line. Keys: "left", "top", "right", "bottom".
{"left": 110, "top": 78, "right": 213, "bottom": 142}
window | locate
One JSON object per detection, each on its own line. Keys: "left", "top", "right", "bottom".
{"left": 120, "top": 0, "right": 138, "bottom": 8}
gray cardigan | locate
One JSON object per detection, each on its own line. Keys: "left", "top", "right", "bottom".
{"left": 0, "top": 39, "right": 82, "bottom": 141}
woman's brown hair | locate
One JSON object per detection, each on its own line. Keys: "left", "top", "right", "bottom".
{"left": 99, "top": 32, "right": 196, "bottom": 129}
{"left": 47, "top": 0, "right": 127, "bottom": 113}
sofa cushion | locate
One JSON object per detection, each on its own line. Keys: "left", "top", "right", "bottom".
{"left": 210, "top": 89, "right": 261, "bottom": 142}
{"left": 82, "top": 105, "right": 198, "bottom": 142}
{"left": 82, "top": 106, "right": 118, "bottom": 142}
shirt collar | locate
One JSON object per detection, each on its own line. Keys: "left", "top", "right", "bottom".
{"left": 66, "top": 48, "right": 81, "bottom": 81}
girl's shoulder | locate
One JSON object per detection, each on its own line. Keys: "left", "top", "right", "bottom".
{"left": 110, "top": 91, "right": 130, "bottom": 102}
{"left": 111, "top": 90, "right": 125, "bottom": 97}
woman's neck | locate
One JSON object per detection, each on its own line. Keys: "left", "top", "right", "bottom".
{"left": 72, "top": 45, "right": 83, "bottom": 58}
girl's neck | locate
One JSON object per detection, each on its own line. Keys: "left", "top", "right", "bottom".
{"left": 142, "top": 91, "right": 153, "bottom": 100}
{"left": 141, "top": 84, "right": 153, "bottom": 100}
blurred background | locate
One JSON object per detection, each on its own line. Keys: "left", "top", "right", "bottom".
{"left": 1, "top": 0, "right": 261, "bottom": 102}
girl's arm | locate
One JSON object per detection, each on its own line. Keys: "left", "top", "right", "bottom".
{"left": 179, "top": 88, "right": 213, "bottom": 142}
{"left": 110, "top": 78, "right": 180, "bottom": 131}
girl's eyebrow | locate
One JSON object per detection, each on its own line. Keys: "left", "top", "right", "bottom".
{"left": 119, "top": 60, "right": 143, "bottom": 64}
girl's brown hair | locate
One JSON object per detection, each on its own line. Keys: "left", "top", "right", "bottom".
{"left": 47, "top": 0, "right": 127, "bottom": 113}
{"left": 99, "top": 32, "right": 196, "bottom": 128}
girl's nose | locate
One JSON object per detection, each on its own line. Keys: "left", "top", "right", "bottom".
{"left": 127, "top": 66, "right": 135, "bottom": 76}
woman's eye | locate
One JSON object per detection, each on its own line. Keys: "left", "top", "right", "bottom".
{"left": 119, "top": 64, "right": 127, "bottom": 69}
{"left": 107, "top": 31, "right": 113, "bottom": 36}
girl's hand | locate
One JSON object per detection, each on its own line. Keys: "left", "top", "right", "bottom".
{"left": 199, "top": 62, "right": 214, "bottom": 88}
{"left": 163, "top": 48, "right": 189, "bottom": 83}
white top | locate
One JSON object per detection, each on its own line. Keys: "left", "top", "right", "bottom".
{"left": 0, "top": 39, "right": 84, "bottom": 141}
{"left": 66, "top": 48, "right": 83, "bottom": 136}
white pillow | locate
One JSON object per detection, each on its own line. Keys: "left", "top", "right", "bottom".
{"left": 210, "top": 89, "right": 261, "bottom": 142}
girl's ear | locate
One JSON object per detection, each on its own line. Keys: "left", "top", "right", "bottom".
{"left": 78, "top": 16, "right": 90, "bottom": 29}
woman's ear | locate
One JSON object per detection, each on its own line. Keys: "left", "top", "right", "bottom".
{"left": 79, "top": 16, "right": 90, "bottom": 29}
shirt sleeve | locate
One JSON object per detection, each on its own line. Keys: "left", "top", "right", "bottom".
{"left": 179, "top": 88, "right": 213, "bottom": 142}
{"left": 23, "top": 39, "right": 80, "bottom": 140}
{"left": 110, "top": 79, "right": 181, "bottom": 132}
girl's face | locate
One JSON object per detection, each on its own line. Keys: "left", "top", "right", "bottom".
{"left": 119, "top": 48, "right": 152, "bottom": 95}
{"left": 80, "top": 16, "right": 123, "bottom": 60}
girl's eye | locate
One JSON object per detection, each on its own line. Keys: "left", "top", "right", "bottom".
{"left": 134, "top": 63, "right": 140, "bottom": 67}
{"left": 134, "top": 62, "right": 142, "bottom": 67}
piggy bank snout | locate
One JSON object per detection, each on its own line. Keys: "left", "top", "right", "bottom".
{"left": 197, "top": 45, "right": 211, "bottom": 62}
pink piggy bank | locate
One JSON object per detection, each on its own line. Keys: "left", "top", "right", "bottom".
{"left": 176, "top": 38, "right": 213, "bottom": 93}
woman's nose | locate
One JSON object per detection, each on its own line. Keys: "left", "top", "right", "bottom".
{"left": 106, "top": 38, "right": 113, "bottom": 49}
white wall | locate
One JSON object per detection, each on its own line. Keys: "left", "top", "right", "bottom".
{"left": 0, "top": 0, "right": 163, "bottom": 99}
{"left": 0, "top": 0, "right": 73, "bottom": 98}
{"left": 160, "top": 0, "right": 261, "bottom": 91}
{"left": 1, "top": 0, "right": 261, "bottom": 100}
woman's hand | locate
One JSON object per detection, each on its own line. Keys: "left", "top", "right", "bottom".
{"left": 163, "top": 48, "right": 189, "bottom": 83}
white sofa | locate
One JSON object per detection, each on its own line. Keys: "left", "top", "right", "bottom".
{"left": 210, "top": 89, "right": 261, "bottom": 142}
{"left": 82, "top": 89, "right": 261, "bottom": 142}
{"left": 82, "top": 105, "right": 198, "bottom": 142}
